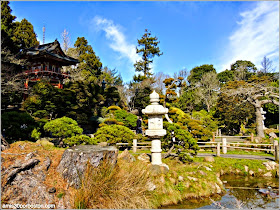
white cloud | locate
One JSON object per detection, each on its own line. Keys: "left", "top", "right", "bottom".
{"left": 92, "top": 16, "right": 140, "bottom": 66}
{"left": 220, "top": 1, "right": 279, "bottom": 71}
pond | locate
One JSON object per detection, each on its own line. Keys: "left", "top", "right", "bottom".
{"left": 161, "top": 175, "right": 279, "bottom": 209}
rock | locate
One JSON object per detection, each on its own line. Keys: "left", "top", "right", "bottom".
{"left": 258, "top": 168, "right": 263, "bottom": 173}
{"left": 178, "top": 175, "right": 184, "bottom": 182}
{"left": 187, "top": 176, "right": 198, "bottom": 181}
{"left": 215, "top": 183, "right": 222, "bottom": 194}
{"left": 159, "top": 175, "right": 165, "bottom": 184}
{"left": 249, "top": 170, "right": 254, "bottom": 176}
{"left": 137, "top": 153, "right": 150, "bottom": 163}
{"left": 43, "top": 157, "right": 52, "bottom": 171}
{"left": 48, "top": 187, "right": 56, "bottom": 193}
{"left": 25, "top": 152, "right": 36, "bottom": 160}
{"left": 263, "top": 172, "right": 272, "bottom": 177}
{"left": 236, "top": 169, "right": 241, "bottom": 174}
{"left": 223, "top": 181, "right": 227, "bottom": 184}
{"left": 2, "top": 159, "right": 54, "bottom": 207}
{"left": 198, "top": 170, "right": 206, "bottom": 176}
{"left": 98, "top": 142, "right": 108, "bottom": 147}
{"left": 1, "top": 135, "right": 10, "bottom": 151}
{"left": 220, "top": 169, "right": 224, "bottom": 176}
{"left": 216, "top": 173, "right": 220, "bottom": 178}
{"left": 18, "top": 144, "right": 25, "bottom": 150}
{"left": 204, "top": 156, "right": 215, "bottom": 162}
{"left": 263, "top": 161, "right": 278, "bottom": 171}
{"left": 204, "top": 166, "right": 212, "bottom": 171}
{"left": 5, "top": 159, "right": 40, "bottom": 185}
{"left": 57, "top": 145, "right": 118, "bottom": 189}
{"left": 118, "top": 149, "right": 135, "bottom": 162}
{"left": 146, "top": 181, "right": 156, "bottom": 191}
{"left": 169, "top": 177, "right": 177, "bottom": 185}
{"left": 149, "top": 163, "right": 169, "bottom": 175}
{"left": 244, "top": 165, "right": 249, "bottom": 173}
{"left": 36, "top": 139, "right": 54, "bottom": 147}
{"left": 216, "top": 177, "right": 223, "bottom": 186}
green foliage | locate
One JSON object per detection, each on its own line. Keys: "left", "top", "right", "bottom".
{"left": 217, "top": 69, "right": 234, "bottom": 83}
{"left": 114, "top": 110, "right": 137, "bottom": 129}
{"left": 134, "top": 29, "right": 162, "bottom": 79}
{"left": 74, "top": 37, "right": 102, "bottom": 77}
{"left": 43, "top": 117, "right": 83, "bottom": 139}
{"left": 162, "top": 122, "right": 199, "bottom": 163}
{"left": 12, "top": 18, "right": 39, "bottom": 50}
{"left": 1, "top": 111, "right": 37, "bottom": 142}
{"left": 214, "top": 81, "right": 255, "bottom": 135}
{"left": 188, "top": 64, "right": 216, "bottom": 85}
{"left": 63, "top": 135, "right": 98, "bottom": 146}
{"left": 31, "top": 128, "right": 41, "bottom": 140}
{"left": 94, "top": 125, "right": 135, "bottom": 144}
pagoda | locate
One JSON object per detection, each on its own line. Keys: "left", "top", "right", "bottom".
{"left": 17, "top": 39, "right": 79, "bottom": 90}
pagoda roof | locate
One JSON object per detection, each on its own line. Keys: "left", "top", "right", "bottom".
{"left": 18, "top": 39, "right": 79, "bottom": 66}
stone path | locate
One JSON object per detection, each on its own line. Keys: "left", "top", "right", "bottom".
{"left": 197, "top": 153, "right": 275, "bottom": 161}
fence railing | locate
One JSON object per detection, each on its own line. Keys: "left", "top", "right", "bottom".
{"left": 116, "top": 140, "right": 151, "bottom": 153}
{"left": 197, "top": 139, "right": 279, "bottom": 161}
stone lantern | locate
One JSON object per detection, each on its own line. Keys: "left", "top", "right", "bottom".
{"left": 142, "top": 90, "right": 168, "bottom": 165}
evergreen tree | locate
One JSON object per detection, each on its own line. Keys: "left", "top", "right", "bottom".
{"left": 134, "top": 29, "right": 162, "bottom": 80}
{"left": 1, "top": 1, "right": 16, "bottom": 53}
{"left": 12, "top": 18, "right": 39, "bottom": 50}
{"left": 74, "top": 37, "right": 102, "bottom": 78}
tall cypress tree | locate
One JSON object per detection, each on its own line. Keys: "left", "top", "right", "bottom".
{"left": 134, "top": 29, "right": 162, "bottom": 81}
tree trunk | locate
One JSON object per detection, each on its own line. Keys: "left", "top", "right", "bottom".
{"left": 255, "top": 106, "right": 265, "bottom": 138}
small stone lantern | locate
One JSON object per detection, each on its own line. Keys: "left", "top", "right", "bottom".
{"left": 142, "top": 90, "right": 168, "bottom": 165}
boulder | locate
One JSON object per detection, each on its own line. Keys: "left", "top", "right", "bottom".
{"left": 146, "top": 181, "right": 156, "bottom": 191}
{"left": 263, "top": 161, "right": 278, "bottom": 171}
{"left": 198, "top": 170, "right": 206, "bottom": 176}
{"left": 57, "top": 145, "right": 118, "bottom": 189}
{"left": 263, "top": 172, "right": 272, "bottom": 177}
{"left": 118, "top": 149, "right": 136, "bottom": 162}
{"left": 36, "top": 139, "right": 54, "bottom": 147}
{"left": 204, "top": 156, "right": 215, "bottom": 162}
{"left": 1, "top": 135, "right": 10, "bottom": 151}
{"left": 249, "top": 170, "right": 254, "bottom": 176}
{"left": 137, "top": 153, "right": 150, "bottom": 163}
{"left": 149, "top": 163, "right": 169, "bottom": 175}
{"left": 187, "top": 176, "right": 198, "bottom": 181}
{"left": 178, "top": 175, "right": 184, "bottom": 182}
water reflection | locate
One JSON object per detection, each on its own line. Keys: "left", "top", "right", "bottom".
{"left": 161, "top": 175, "right": 279, "bottom": 209}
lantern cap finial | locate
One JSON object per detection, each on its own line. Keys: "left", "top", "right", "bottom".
{"left": 150, "top": 90, "right": 159, "bottom": 104}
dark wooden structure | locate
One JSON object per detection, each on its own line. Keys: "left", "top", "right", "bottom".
{"left": 17, "top": 39, "right": 79, "bottom": 90}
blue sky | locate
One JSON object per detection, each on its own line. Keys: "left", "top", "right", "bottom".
{"left": 10, "top": 1, "right": 279, "bottom": 83}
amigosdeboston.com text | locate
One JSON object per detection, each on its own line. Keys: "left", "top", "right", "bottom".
{"left": 2, "top": 203, "right": 55, "bottom": 209}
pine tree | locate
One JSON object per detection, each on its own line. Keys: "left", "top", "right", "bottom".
{"left": 134, "top": 29, "right": 162, "bottom": 80}
{"left": 74, "top": 37, "right": 102, "bottom": 78}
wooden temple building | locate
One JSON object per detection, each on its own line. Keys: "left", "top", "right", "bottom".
{"left": 17, "top": 39, "right": 79, "bottom": 90}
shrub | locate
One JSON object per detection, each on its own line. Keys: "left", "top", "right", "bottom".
{"left": 63, "top": 135, "right": 98, "bottom": 146}
{"left": 43, "top": 117, "right": 83, "bottom": 139}
{"left": 107, "top": 105, "right": 121, "bottom": 111}
{"left": 94, "top": 125, "right": 135, "bottom": 144}
{"left": 33, "top": 110, "right": 49, "bottom": 119}
{"left": 162, "top": 122, "right": 199, "bottom": 162}
{"left": 31, "top": 128, "right": 41, "bottom": 140}
{"left": 1, "top": 111, "right": 38, "bottom": 143}
{"left": 114, "top": 110, "right": 137, "bottom": 129}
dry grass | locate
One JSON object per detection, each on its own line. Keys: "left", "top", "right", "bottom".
{"left": 74, "top": 159, "right": 154, "bottom": 209}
